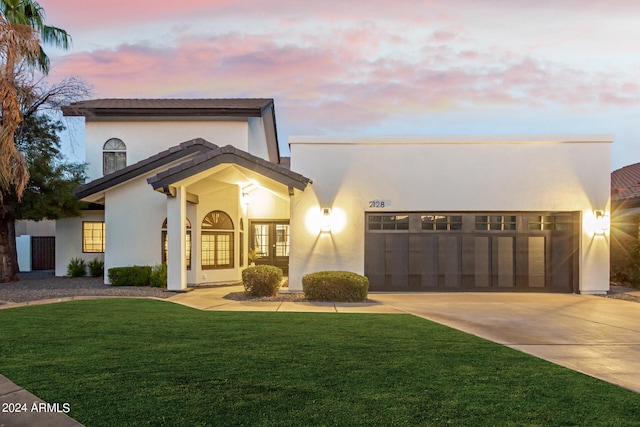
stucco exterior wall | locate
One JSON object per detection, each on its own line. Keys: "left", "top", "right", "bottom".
{"left": 55, "top": 211, "right": 105, "bottom": 277}
{"left": 84, "top": 119, "right": 250, "bottom": 181}
{"left": 103, "top": 176, "right": 167, "bottom": 282}
{"left": 288, "top": 135, "right": 612, "bottom": 294}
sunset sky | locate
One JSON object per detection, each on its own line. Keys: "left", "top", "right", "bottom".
{"left": 39, "top": 0, "right": 640, "bottom": 170}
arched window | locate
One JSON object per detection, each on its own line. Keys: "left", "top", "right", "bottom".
{"left": 162, "top": 218, "right": 192, "bottom": 269}
{"left": 202, "top": 210, "right": 234, "bottom": 269}
{"left": 103, "top": 138, "right": 126, "bottom": 175}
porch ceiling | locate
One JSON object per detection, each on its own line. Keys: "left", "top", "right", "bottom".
{"left": 147, "top": 144, "right": 311, "bottom": 197}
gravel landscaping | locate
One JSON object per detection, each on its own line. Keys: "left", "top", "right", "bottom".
{"left": 0, "top": 271, "right": 175, "bottom": 304}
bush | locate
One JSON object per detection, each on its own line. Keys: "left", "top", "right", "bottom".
{"left": 87, "top": 258, "right": 104, "bottom": 277}
{"left": 108, "top": 266, "right": 152, "bottom": 286}
{"left": 302, "top": 271, "right": 369, "bottom": 302}
{"left": 242, "top": 265, "right": 283, "bottom": 297}
{"left": 149, "top": 264, "right": 167, "bottom": 288}
{"left": 67, "top": 258, "right": 87, "bottom": 277}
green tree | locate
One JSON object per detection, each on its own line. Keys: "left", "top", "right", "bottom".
{"left": 0, "top": 0, "right": 72, "bottom": 281}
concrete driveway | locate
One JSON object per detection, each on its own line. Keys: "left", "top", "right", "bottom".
{"left": 370, "top": 292, "right": 640, "bottom": 394}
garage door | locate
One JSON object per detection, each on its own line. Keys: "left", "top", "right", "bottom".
{"left": 364, "top": 212, "right": 579, "bottom": 292}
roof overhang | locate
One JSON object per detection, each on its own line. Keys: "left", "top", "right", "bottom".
{"left": 147, "top": 145, "right": 310, "bottom": 196}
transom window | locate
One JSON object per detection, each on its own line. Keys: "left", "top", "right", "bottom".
{"left": 103, "top": 138, "right": 127, "bottom": 175}
{"left": 83, "top": 221, "right": 105, "bottom": 253}
{"left": 421, "top": 215, "right": 463, "bottom": 231}
{"left": 162, "top": 218, "right": 192, "bottom": 269}
{"left": 368, "top": 215, "right": 409, "bottom": 231}
{"left": 475, "top": 215, "right": 516, "bottom": 231}
{"left": 202, "top": 210, "right": 234, "bottom": 269}
{"left": 528, "top": 214, "right": 573, "bottom": 231}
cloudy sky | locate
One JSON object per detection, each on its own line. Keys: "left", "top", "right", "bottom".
{"left": 39, "top": 0, "right": 640, "bottom": 170}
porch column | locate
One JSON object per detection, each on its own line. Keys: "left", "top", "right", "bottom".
{"left": 167, "top": 185, "right": 187, "bottom": 291}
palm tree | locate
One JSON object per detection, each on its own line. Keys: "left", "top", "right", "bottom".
{"left": 1, "top": 0, "right": 71, "bottom": 73}
{"left": 0, "top": 0, "right": 70, "bottom": 281}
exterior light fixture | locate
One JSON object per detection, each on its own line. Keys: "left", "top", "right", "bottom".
{"left": 242, "top": 192, "right": 250, "bottom": 206}
{"left": 321, "top": 208, "right": 331, "bottom": 233}
{"left": 594, "top": 210, "right": 609, "bottom": 235}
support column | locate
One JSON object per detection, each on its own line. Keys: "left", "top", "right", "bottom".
{"left": 167, "top": 186, "right": 187, "bottom": 291}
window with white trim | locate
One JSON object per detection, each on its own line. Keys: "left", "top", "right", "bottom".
{"left": 103, "top": 138, "right": 126, "bottom": 175}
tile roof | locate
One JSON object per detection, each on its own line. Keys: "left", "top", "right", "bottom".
{"left": 74, "top": 138, "right": 310, "bottom": 201}
{"left": 147, "top": 145, "right": 311, "bottom": 193}
{"left": 612, "top": 162, "right": 640, "bottom": 203}
{"left": 62, "top": 98, "right": 274, "bottom": 117}
{"left": 74, "top": 138, "right": 218, "bottom": 199}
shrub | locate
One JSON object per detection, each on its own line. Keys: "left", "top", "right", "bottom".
{"left": 87, "top": 258, "right": 104, "bottom": 277}
{"left": 67, "top": 258, "right": 87, "bottom": 277}
{"left": 149, "top": 264, "right": 167, "bottom": 288}
{"left": 108, "top": 266, "right": 152, "bottom": 286}
{"left": 302, "top": 271, "right": 369, "bottom": 302}
{"left": 242, "top": 265, "right": 283, "bottom": 297}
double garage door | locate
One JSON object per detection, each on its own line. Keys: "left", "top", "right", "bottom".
{"left": 364, "top": 212, "right": 579, "bottom": 293}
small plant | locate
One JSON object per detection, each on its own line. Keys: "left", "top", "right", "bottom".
{"left": 108, "top": 266, "right": 152, "bottom": 286}
{"left": 242, "top": 265, "right": 283, "bottom": 296}
{"left": 248, "top": 248, "right": 258, "bottom": 265}
{"left": 302, "top": 271, "right": 369, "bottom": 302}
{"left": 149, "top": 264, "right": 167, "bottom": 288}
{"left": 87, "top": 258, "right": 104, "bottom": 277}
{"left": 67, "top": 257, "right": 87, "bottom": 277}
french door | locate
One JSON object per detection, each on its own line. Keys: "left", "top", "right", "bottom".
{"left": 250, "top": 221, "right": 290, "bottom": 275}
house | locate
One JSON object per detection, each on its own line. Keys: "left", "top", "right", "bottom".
{"left": 610, "top": 162, "right": 640, "bottom": 282}
{"left": 57, "top": 99, "right": 612, "bottom": 294}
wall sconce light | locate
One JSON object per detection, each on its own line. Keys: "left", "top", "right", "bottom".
{"left": 594, "top": 210, "right": 609, "bottom": 235}
{"left": 242, "top": 192, "right": 250, "bottom": 206}
{"left": 321, "top": 208, "right": 331, "bottom": 233}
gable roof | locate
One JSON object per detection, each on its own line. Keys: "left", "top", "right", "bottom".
{"left": 612, "top": 162, "right": 640, "bottom": 206}
{"left": 62, "top": 98, "right": 275, "bottom": 118}
{"left": 147, "top": 145, "right": 311, "bottom": 194}
{"left": 74, "top": 138, "right": 218, "bottom": 200}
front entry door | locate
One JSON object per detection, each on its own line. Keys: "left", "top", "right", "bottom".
{"left": 250, "top": 221, "right": 290, "bottom": 275}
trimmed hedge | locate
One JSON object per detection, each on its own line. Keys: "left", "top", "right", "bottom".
{"left": 149, "top": 264, "right": 167, "bottom": 288}
{"left": 242, "top": 265, "right": 283, "bottom": 297}
{"left": 302, "top": 271, "right": 369, "bottom": 302}
{"left": 108, "top": 266, "right": 152, "bottom": 286}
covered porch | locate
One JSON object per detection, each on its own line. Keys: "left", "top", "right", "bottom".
{"left": 147, "top": 145, "right": 310, "bottom": 291}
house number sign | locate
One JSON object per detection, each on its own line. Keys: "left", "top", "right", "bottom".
{"left": 368, "top": 200, "right": 389, "bottom": 208}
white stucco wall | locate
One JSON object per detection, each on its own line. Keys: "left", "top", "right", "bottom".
{"left": 288, "top": 135, "right": 613, "bottom": 294}
{"left": 55, "top": 211, "right": 105, "bottom": 277}
{"left": 84, "top": 119, "right": 250, "bottom": 181}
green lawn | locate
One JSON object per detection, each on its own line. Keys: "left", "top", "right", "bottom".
{"left": 1, "top": 299, "right": 639, "bottom": 426}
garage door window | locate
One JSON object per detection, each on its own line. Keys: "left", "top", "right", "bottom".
{"left": 421, "top": 215, "right": 462, "bottom": 231}
{"left": 528, "top": 214, "right": 572, "bottom": 231}
{"left": 475, "top": 215, "right": 516, "bottom": 231}
{"left": 368, "top": 215, "right": 409, "bottom": 231}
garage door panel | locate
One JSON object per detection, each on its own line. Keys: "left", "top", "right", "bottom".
{"left": 386, "top": 235, "right": 409, "bottom": 289}
{"left": 473, "top": 236, "right": 491, "bottom": 287}
{"left": 439, "top": 236, "right": 461, "bottom": 287}
{"left": 365, "top": 212, "right": 578, "bottom": 293}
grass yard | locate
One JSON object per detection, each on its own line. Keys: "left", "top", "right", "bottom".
{"left": 1, "top": 299, "right": 639, "bottom": 426}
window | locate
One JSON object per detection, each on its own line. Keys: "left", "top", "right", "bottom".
{"left": 83, "top": 221, "right": 105, "bottom": 253}
{"left": 201, "top": 211, "right": 234, "bottom": 269}
{"left": 528, "top": 214, "right": 572, "bottom": 231}
{"left": 103, "top": 138, "right": 126, "bottom": 175}
{"left": 421, "top": 215, "right": 462, "bottom": 231}
{"left": 368, "top": 215, "right": 409, "bottom": 231}
{"left": 475, "top": 215, "right": 516, "bottom": 231}
{"left": 162, "top": 218, "right": 192, "bottom": 269}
